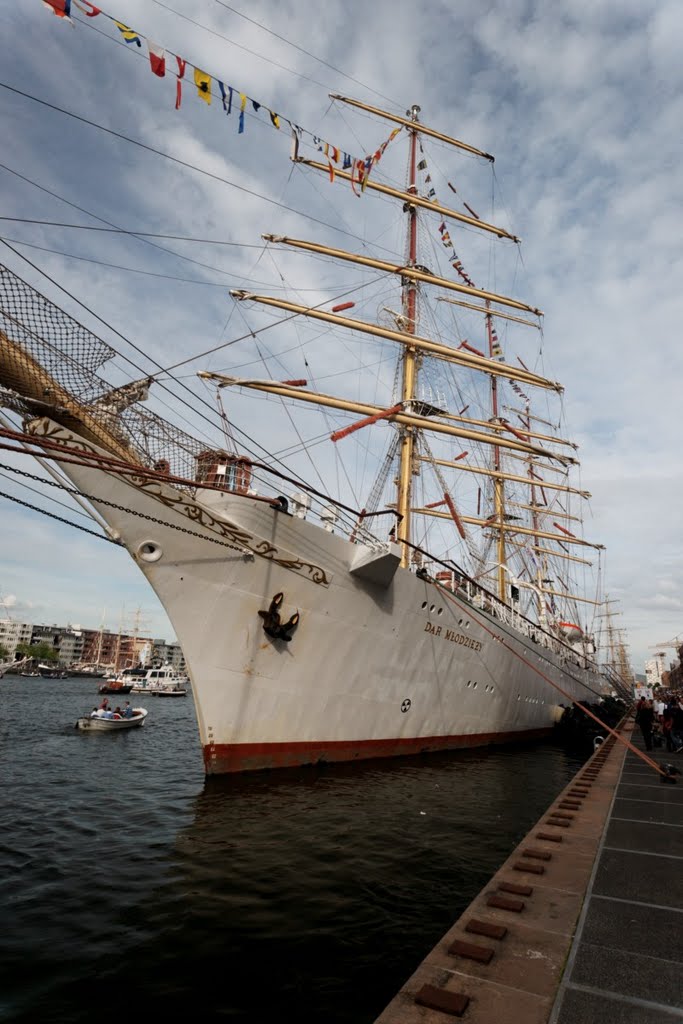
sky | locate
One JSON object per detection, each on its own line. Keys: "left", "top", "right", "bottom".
{"left": 0, "top": 0, "right": 682, "bottom": 671}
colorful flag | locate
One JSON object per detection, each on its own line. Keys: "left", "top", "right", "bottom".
{"left": 417, "top": 159, "right": 427, "bottom": 171}
{"left": 219, "top": 82, "right": 233, "bottom": 114}
{"left": 269, "top": 110, "right": 280, "bottom": 128}
{"left": 147, "top": 41, "right": 166, "bottom": 77}
{"left": 175, "top": 56, "right": 186, "bottom": 110}
{"left": 194, "top": 68, "right": 212, "bottom": 104}
{"left": 238, "top": 92, "right": 247, "bottom": 133}
{"left": 73, "top": 0, "right": 100, "bottom": 13}
{"left": 43, "top": 0, "right": 71, "bottom": 17}
{"left": 114, "top": 21, "right": 141, "bottom": 46}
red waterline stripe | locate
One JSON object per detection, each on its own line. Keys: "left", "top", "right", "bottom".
{"left": 203, "top": 726, "right": 552, "bottom": 774}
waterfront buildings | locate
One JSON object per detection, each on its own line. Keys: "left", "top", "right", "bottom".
{"left": 0, "top": 618, "right": 185, "bottom": 670}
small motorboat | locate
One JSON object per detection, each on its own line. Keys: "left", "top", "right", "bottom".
{"left": 97, "top": 680, "right": 134, "bottom": 694}
{"left": 75, "top": 708, "right": 148, "bottom": 731}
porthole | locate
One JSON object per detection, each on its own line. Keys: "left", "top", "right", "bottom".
{"left": 472, "top": 681, "right": 478, "bottom": 689}
{"left": 437, "top": 607, "right": 443, "bottom": 616}
{"left": 466, "top": 681, "right": 471, "bottom": 687}
{"left": 517, "top": 694, "right": 521, "bottom": 701}
{"left": 429, "top": 605, "right": 435, "bottom": 613}
{"left": 490, "top": 686, "right": 495, "bottom": 694}
{"left": 458, "top": 618, "right": 463, "bottom": 626}
{"left": 137, "top": 540, "right": 162, "bottom": 563}
{"left": 421, "top": 601, "right": 428, "bottom": 610}
{"left": 465, "top": 620, "right": 470, "bottom": 629}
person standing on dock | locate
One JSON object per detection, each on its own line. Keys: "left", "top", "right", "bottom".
{"left": 662, "top": 704, "right": 676, "bottom": 752}
{"left": 635, "top": 698, "right": 655, "bottom": 751}
{"left": 671, "top": 700, "right": 683, "bottom": 753}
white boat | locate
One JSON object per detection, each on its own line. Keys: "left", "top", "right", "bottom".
{"left": 0, "top": 657, "right": 27, "bottom": 678}
{"left": 75, "top": 708, "right": 148, "bottom": 731}
{"left": 0, "top": 22, "right": 627, "bottom": 774}
{"left": 127, "top": 665, "right": 188, "bottom": 696}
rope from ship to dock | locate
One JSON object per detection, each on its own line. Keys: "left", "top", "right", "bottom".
{"left": 431, "top": 579, "right": 670, "bottom": 780}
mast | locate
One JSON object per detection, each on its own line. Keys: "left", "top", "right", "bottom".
{"left": 95, "top": 608, "right": 105, "bottom": 668}
{"left": 396, "top": 104, "right": 421, "bottom": 566}
{"left": 486, "top": 310, "right": 506, "bottom": 600}
{"left": 524, "top": 403, "right": 546, "bottom": 625}
{"left": 114, "top": 609, "right": 123, "bottom": 674}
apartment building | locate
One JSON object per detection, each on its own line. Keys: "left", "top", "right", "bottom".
{"left": 0, "top": 619, "right": 33, "bottom": 660}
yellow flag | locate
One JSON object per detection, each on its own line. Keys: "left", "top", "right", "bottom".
{"left": 194, "top": 67, "right": 212, "bottom": 104}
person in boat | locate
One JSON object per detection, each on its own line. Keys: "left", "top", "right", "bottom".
{"left": 90, "top": 707, "right": 99, "bottom": 718}
{"left": 112, "top": 706, "right": 122, "bottom": 719}
{"left": 99, "top": 697, "right": 110, "bottom": 710}
{"left": 103, "top": 707, "right": 115, "bottom": 719}
{"left": 122, "top": 701, "right": 134, "bottom": 718}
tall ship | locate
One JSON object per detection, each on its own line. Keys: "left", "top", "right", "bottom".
{"left": 0, "top": 11, "right": 611, "bottom": 773}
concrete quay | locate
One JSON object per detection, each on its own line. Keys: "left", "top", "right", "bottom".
{"left": 374, "top": 721, "right": 683, "bottom": 1024}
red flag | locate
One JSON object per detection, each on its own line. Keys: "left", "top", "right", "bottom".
{"left": 175, "top": 56, "right": 187, "bottom": 110}
{"left": 147, "top": 41, "right": 166, "bottom": 78}
{"left": 43, "top": 0, "right": 71, "bottom": 18}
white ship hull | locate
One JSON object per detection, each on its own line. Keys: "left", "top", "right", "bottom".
{"left": 37, "top": 421, "right": 605, "bottom": 775}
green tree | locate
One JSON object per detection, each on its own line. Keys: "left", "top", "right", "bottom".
{"left": 0, "top": 643, "right": 9, "bottom": 661}
{"left": 17, "top": 642, "right": 58, "bottom": 663}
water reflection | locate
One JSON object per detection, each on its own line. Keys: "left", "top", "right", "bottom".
{"left": 1, "top": 675, "right": 585, "bottom": 1024}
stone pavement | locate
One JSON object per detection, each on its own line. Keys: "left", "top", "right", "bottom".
{"left": 374, "top": 720, "right": 683, "bottom": 1024}
{"left": 549, "top": 732, "right": 683, "bottom": 1023}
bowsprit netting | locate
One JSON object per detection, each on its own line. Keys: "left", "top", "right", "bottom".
{"left": 0, "top": 262, "right": 115, "bottom": 396}
{"left": 0, "top": 260, "right": 212, "bottom": 480}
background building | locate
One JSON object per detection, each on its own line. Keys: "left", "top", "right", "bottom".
{"left": 151, "top": 639, "right": 187, "bottom": 672}
{"left": 0, "top": 619, "right": 33, "bottom": 660}
{"left": 645, "top": 652, "right": 669, "bottom": 688}
{"left": 1, "top": 618, "right": 185, "bottom": 672}
{"left": 29, "top": 624, "right": 84, "bottom": 666}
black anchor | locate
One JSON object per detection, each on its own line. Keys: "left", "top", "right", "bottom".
{"left": 258, "top": 593, "right": 300, "bottom": 642}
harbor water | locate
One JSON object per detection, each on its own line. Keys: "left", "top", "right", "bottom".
{"left": 1, "top": 675, "right": 587, "bottom": 1023}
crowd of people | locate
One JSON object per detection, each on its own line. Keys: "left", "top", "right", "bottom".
{"left": 90, "top": 698, "right": 136, "bottom": 720}
{"left": 635, "top": 694, "right": 683, "bottom": 752}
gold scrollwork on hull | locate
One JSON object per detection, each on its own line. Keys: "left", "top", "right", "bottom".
{"left": 143, "top": 483, "right": 331, "bottom": 586}
{"left": 27, "top": 419, "right": 331, "bottom": 586}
